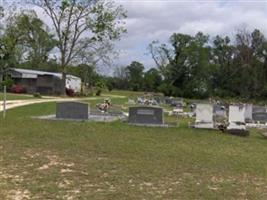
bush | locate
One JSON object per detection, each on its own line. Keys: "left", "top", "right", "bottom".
{"left": 33, "top": 93, "right": 42, "bottom": 98}
{"left": 95, "top": 89, "right": 102, "bottom": 96}
{"left": 10, "top": 85, "right": 26, "bottom": 93}
{"left": 66, "top": 88, "right": 75, "bottom": 97}
{"left": 1, "top": 79, "right": 14, "bottom": 90}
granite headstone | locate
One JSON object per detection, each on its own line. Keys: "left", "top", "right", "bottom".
{"left": 56, "top": 102, "right": 89, "bottom": 120}
{"left": 128, "top": 106, "right": 164, "bottom": 125}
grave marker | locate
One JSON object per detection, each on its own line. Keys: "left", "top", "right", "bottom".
{"left": 56, "top": 102, "right": 89, "bottom": 120}
{"left": 128, "top": 106, "right": 164, "bottom": 125}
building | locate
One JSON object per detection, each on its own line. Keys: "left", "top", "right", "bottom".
{"left": 7, "top": 68, "right": 81, "bottom": 95}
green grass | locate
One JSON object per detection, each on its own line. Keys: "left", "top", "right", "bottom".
{"left": 0, "top": 102, "right": 267, "bottom": 199}
{"left": 0, "top": 92, "right": 36, "bottom": 100}
{"left": 103, "top": 89, "right": 163, "bottom": 98}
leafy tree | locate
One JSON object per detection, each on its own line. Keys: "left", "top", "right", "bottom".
{"left": 143, "top": 68, "right": 162, "bottom": 92}
{"left": 5, "top": 11, "right": 56, "bottom": 69}
{"left": 30, "top": 0, "right": 127, "bottom": 94}
{"left": 112, "top": 66, "right": 129, "bottom": 90}
{"left": 126, "top": 61, "right": 144, "bottom": 91}
{"left": 149, "top": 32, "right": 211, "bottom": 98}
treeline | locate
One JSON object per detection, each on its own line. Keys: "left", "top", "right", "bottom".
{"left": 107, "top": 29, "right": 267, "bottom": 99}
{"left": 1, "top": 4, "right": 267, "bottom": 99}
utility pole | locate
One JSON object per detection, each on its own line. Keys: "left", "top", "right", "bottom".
{"left": 3, "top": 85, "right": 6, "bottom": 118}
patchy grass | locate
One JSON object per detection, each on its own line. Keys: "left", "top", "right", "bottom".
{"left": 0, "top": 92, "right": 36, "bottom": 100}
{"left": 0, "top": 102, "right": 267, "bottom": 199}
{"left": 103, "top": 90, "right": 163, "bottom": 98}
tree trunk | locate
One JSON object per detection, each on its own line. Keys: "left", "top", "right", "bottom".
{"left": 61, "top": 70, "right": 67, "bottom": 96}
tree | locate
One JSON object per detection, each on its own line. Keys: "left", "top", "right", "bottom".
{"left": 143, "top": 68, "right": 162, "bottom": 92}
{"left": 30, "top": 0, "right": 127, "bottom": 94}
{"left": 211, "top": 35, "right": 235, "bottom": 96}
{"left": 112, "top": 66, "right": 129, "bottom": 90}
{"left": 149, "top": 32, "right": 211, "bottom": 98}
{"left": 126, "top": 61, "right": 144, "bottom": 91}
{"left": 4, "top": 11, "right": 56, "bottom": 69}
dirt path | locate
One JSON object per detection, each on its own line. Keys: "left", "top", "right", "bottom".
{"left": 0, "top": 95, "right": 126, "bottom": 112}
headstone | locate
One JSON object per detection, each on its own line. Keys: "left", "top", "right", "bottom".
{"left": 154, "top": 96, "right": 162, "bottom": 104}
{"left": 172, "top": 103, "right": 184, "bottom": 114}
{"left": 228, "top": 105, "right": 245, "bottom": 123}
{"left": 194, "top": 104, "right": 214, "bottom": 129}
{"left": 165, "top": 97, "right": 172, "bottom": 105}
{"left": 213, "top": 104, "right": 226, "bottom": 117}
{"left": 244, "top": 104, "right": 253, "bottom": 122}
{"left": 128, "top": 106, "right": 164, "bottom": 125}
{"left": 56, "top": 102, "right": 89, "bottom": 120}
{"left": 128, "top": 98, "right": 136, "bottom": 105}
{"left": 253, "top": 106, "right": 267, "bottom": 113}
{"left": 252, "top": 112, "right": 267, "bottom": 123}
{"left": 227, "top": 105, "right": 249, "bottom": 136}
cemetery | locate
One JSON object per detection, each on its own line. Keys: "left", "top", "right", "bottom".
{"left": 36, "top": 101, "right": 126, "bottom": 122}
{"left": 0, "top": 0, "right": 266, "bottom": 198}
{"left": 1, "top": 90, "right": 267, "bottom": 199}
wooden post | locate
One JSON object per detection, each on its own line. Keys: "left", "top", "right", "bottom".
{"left": 3, "top": 85, "right": 6, "bottom": 119}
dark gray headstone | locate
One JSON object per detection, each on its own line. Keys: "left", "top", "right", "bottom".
{"left": 253, "top": 106, "right": 267, "bottom": 113}
{"left": 252, "top": 112, "right": 267, "bottom": 123}
{"left": 56, "top": 102, "right": 89, "bottom": 120}
{"left": 128, "top": 106, "right": 164, "bottom": 125}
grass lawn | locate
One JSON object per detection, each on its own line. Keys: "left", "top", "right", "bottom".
{"left": 0, "top": 100, "right": 267, "bottom": 199}
{"left": 0, "top": 92, "right": 36, "bottom": 100}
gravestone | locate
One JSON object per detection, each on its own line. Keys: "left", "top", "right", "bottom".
{"left": 252, "top": 112, "right": 267, "bottom": 123}
{"left": 213, "top": 104, "right": 226, "bottom": 117}
{"left": 56, "top": 102, "right": 89, "bottom": 120}
{"left": 227, "top": 105, "right": 249, "bottom": 136}
{"left": 128, "top": 98, "right": 136, "bottom": 105}
{"left": 244, "top": 104, "right": 253, "bottom": 122}
{"left": 252, "top": 105, "right": 267, "bottom": 123}
{"left": 253, "top": 106, "right": 267, "bottom": 113}
{"left": 194, "top": 104, "right": 214, "bottom": 129}
{"left": 164, "top": 97, "right": 173, "bottom": 105}
{"left": 128, "top": 106, "right": 164, "bottom": 125}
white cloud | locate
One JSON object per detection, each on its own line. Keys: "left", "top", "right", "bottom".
{"left": 3, "top": 0, "right": 266, "bottom": 73}
{"left": 114, "top": 0, "right": 267, "bottom": 70}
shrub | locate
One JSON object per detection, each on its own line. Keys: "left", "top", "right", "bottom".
{"left": 1, "top": 79, "right": 14, "bottom": 90}
{"left": 66, "top": 88, "right": 75, "bottom": 97}
{"left": 10, "top": 85, "right": 26, "bottom": 93}
{"left": 95, "top": 89, "right": 102, "bottom": 96}
{"left": 33, "top": 93, "right": 42, "bottom": 98}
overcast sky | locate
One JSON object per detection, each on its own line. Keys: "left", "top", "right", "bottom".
{"left": 113, "top": 0, "right": 267, "bottom": 71}
{"left": 2, "top": 0, "right": 267, "bottom": 74}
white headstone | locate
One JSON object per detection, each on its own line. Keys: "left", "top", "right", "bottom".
{"left": 196, "top": 104, "right": 213, "bottom": 122}
{"left": 228, "top": 105, "right": 246, "bottom": 130}
{"left": 229, "top": 105, "right": 245, "bottom": 123}
{"left": 244, "top": 104, "right": 253, "bottom": 122}
{"left": 195, "top": 104, "right": 214, "bottom": 129}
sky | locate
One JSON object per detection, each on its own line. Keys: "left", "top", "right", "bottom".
{"left": 113, "top": 0, "right": 267, "bottom": 71}
{"left": 1, "top": 0, "right": 267, "bottom": 75}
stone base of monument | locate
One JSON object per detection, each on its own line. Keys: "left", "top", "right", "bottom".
{"left": 194, "top": 121, "right": 214, "bottom": 129}
{"left": 246, "top": 123, "right": 267, "bottom": 129}
{"left": 128, "top": 123, "right": 170, "bottom": 127}
{"left": 33, "top": 115, "right": 125, "bottom": 122}
{"left": 226, "top": 123, "right": 249, "bottom": 136}
{"left": 34, "top": 114, "right": 126, "bottom": 122}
